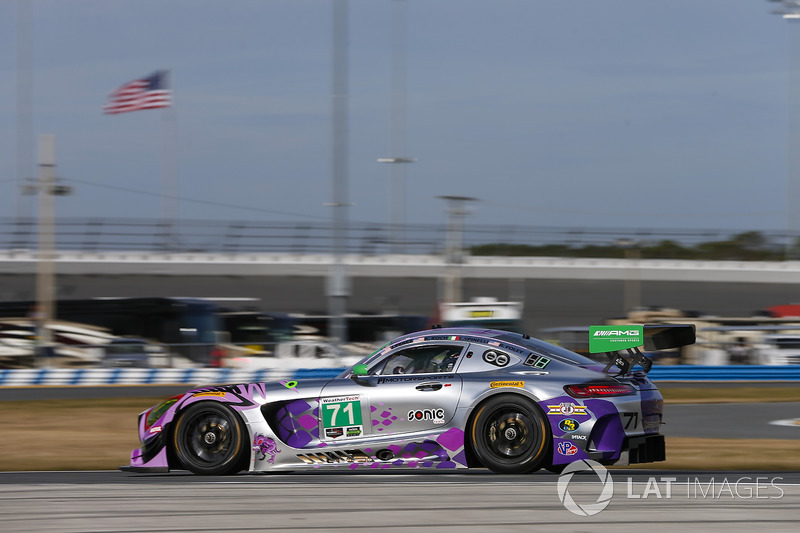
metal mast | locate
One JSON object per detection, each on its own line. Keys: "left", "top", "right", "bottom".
{"left": 328, "top": 0, "right": 350, "bottom": 346}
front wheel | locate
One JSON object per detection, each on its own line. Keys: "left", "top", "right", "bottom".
{"left": 172, "top": 402, "right": 247, "bottom": 475}
{"left": 469, "top": 394, "right": 549, "bottom": 474}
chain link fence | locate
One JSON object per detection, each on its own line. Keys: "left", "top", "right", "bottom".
{"left": 1, "top": 217, "right": 791, "bottom": 257}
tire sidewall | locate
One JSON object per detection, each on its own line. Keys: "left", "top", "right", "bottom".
{"left": 469, "top": 394, "right": 549, "bottom": 474}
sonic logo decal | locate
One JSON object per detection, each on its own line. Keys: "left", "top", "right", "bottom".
{"left": 408, "top": 408, "right": 445, "bottom": 424}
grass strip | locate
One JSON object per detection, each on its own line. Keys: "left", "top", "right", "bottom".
{"left": 660, "top": 386, "right": 800, "bottom": 404}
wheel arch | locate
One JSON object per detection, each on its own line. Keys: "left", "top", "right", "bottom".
{"left": 463, "top": 390, "right": 551, "bottom": 470}
{"left": 169, "top": 399, "right": 251, "bottom": 475}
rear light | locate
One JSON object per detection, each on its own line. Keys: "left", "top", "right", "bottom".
{"left": 564, "top": 383, "right": 637, "bottom": 398}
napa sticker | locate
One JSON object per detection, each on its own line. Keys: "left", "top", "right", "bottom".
{"left": 589, "top": 325, "right": 644, "bottom": 353}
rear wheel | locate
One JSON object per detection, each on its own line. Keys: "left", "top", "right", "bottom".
{"left": 173, "top": 402, "right": 246, "bottom": 475}
{"left": 469, "top": 394, "right": 549, "bottom": 474}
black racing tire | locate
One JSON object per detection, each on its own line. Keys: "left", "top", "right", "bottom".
{"left": 172, "top": 401, "right": 247, "bottom": 475}
{"left": 469, "top": 394, "right": 550, "bottom": 474}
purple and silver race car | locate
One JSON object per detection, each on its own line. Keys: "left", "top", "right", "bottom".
{"left": 121, "top": 324, "right": 694, "bottom": 475}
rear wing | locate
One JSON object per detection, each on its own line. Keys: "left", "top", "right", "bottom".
{"left": 589, "top": 324, "right": 696, "bottom": 375}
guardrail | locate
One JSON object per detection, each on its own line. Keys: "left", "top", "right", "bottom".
{"left": 1, "top": 365, "right": 799, "bottom": 387}
{"left": 1, "top": 217, "right": 788, "bottom": 255}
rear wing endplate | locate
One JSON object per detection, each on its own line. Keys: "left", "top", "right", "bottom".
{"left": 589, "top": 324, "right": 696, "bottom": 375}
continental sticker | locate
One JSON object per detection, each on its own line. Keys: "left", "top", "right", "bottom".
{"left": 192, "top": 391, "right": 226, "bottom": 398}
{"left": 490, "top": 380, "right": 524, "bottom": 388}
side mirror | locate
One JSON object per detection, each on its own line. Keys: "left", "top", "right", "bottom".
{"left": 351, "top": 364, "right": 368, "bottom": 377}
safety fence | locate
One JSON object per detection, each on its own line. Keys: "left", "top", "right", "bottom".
{"left": 1, "top": 217, "right": 785, "bottom": 255}
{"left": 1, "top": 365, "right": 799, "bottom": 387}
{"left": 0, "top": 367, "right": 342, "bottom": 387}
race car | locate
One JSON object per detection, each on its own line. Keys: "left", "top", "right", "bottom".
{"left": 121, "top": 324, "right": 694, "bottom": 475}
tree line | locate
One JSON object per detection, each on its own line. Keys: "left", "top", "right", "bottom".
{"left": 470, "top": 231, "right": 792, "bottom": 261}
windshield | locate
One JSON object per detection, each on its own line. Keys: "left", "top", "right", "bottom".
{"left": 336, "top": 342, "right": 390, "bottom": 378}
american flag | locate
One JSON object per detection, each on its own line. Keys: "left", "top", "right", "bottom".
{"left": 103, "top": 71, "right": 171, "bottom": 114}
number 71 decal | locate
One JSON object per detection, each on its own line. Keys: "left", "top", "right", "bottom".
{"left": 622, "top": 412, "right": 640, "bottom": 430}
{"left": 321, "top": 395, "right": 364, "bottom": 439}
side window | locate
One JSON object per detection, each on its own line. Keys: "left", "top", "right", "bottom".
{"left": 456, "top": 345, "right": 522, "bottom": 373}
{"left": 370, "top": 344, "right": 463, "bottom": 375}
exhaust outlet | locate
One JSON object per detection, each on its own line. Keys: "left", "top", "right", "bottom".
{"left": 375, "top": 449, "right": 395, "bottom": 461}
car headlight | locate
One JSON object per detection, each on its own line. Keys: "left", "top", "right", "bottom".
{"left": 145, "top": 396, "right": 181, "bottom": 428}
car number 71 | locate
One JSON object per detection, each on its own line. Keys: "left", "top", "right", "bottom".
{"left": 622, "top": 412, "right": 639, "bottom": 430}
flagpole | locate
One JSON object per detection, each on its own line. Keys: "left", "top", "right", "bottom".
{"left": 161, "top": 69, "right": 178, "bottom": 250}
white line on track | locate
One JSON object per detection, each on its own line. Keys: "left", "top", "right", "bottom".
{"left": 769, "top": 418, "right": 800, "bottom": 427}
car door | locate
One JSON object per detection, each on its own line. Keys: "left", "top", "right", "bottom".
{"left": 318, "top": 341, "right": 466, "bottom": 442}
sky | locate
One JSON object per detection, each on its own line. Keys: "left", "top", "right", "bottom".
{"left": 0, "top": 0, "right": 797, "bottom": 236}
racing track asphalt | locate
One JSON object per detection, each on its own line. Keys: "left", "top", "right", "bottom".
{"left": 0, "top": 470, "right": 798, "bottom": 532}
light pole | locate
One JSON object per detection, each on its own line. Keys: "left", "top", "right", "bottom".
{"left": 768, "top": 1, "right": 800, "bottom": 258}
{"left": 378, "top": 157, "right": 415, "bottom": 252}
{"left": 438, "top": 195, "right": 478, "bottom": 303}
{"left": 34, "top": 135, "right": 72, "bottom": 367}
{"left": 378, "top": 0, "right": 414, "bottom": 254}
{"left": 615, "top": 238, "right": 641, "bottom": 314}
{"left": 328, "top": 0, "right": 350, "bottom": 347}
